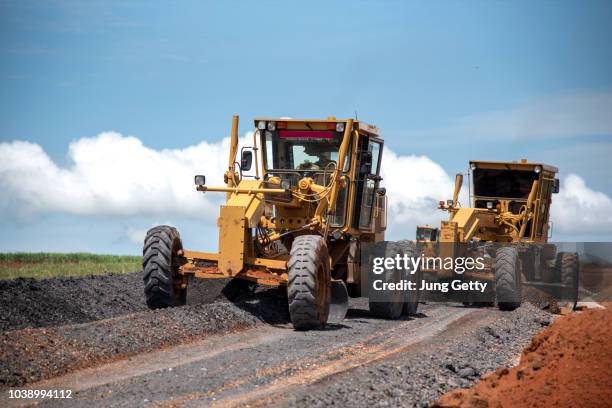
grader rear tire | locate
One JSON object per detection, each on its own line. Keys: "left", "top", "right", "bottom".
{"left": 494, "top": 246, "right": 522, "bottom": 311}
{"left": 400, "top": 241, "right": 420, "bottom": 316}
{"left": 287, "top": 235, "right": 331, "bottom": 330}
{"left": 143, "top": 225, "right": 186, "bottom": 309}
{"left": 556, "top": 252, "right": 579, "bottom": 304}
{"left": 369, "top": 242, "right": 404, "bottom": 320}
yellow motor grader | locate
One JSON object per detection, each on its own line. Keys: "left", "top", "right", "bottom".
{"left": 142, "top": 116, "right": 414, "bottom": 329}
{"left": 417, "top": 160, "right": 579, "bottom": 310}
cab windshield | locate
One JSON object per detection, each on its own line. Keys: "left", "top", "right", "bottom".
{"left": 263, "top": 130, "right": 350, "bottom": 172}
{"left": 473, "top": 169, "right": 538, "bottom": 200}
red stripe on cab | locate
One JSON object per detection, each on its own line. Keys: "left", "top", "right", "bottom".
{"left": 279, "top": 130, "right": 334, "bottom": 139}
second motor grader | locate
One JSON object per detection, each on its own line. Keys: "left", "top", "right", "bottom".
{"left": 416, "top": 160, "right": 579, "bottom": 310}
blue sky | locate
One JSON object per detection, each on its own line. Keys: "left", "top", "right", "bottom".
{"left": 1, "top": 1, "right": 611, "bottom": 254}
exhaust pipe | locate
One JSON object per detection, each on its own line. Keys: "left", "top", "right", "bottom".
{"left": 452, "top": 173, "right": 463, "bottom": 208}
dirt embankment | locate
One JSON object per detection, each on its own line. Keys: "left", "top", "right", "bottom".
{"left": 433, "top": 307, "right": 612, "bottom": 408}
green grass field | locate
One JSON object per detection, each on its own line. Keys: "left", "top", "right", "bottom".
{"left": 0, "top": 253, "right": 142, "bottom": 280}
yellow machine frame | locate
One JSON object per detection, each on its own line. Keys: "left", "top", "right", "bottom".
{"left": 425, "top": 159, "right": 559, "bottom": 280}
{"left": 177, "top": 116, "right": 387, "bottom": 288}
{"left": 439, "top": 160, "right": 558, "bottom": 244}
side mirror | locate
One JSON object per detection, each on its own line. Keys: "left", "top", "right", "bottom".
{"left": 241, "top": 150, "right": 253, "bottom": 171}
{"left": 553, "top": 178, "right": 560, "bottom": 194}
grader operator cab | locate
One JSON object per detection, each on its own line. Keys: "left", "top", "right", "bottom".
{"left": 419, "top": 160, "right": 579, "bottom": 310}
{"left": 142, "top": 116, "right": 405, "bottom": 330}
{"left": 439, "top": 160, "right": 560, "bottom": 243}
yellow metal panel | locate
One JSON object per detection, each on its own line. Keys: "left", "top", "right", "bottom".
{"left": 439, "top": 221, "right": 457, "bottom": 242}
{"left": 218, "top": 206, "right": 246, "bottom": 276}
{"left": 469, "top": 160, "right": 558, "bottom": 174}
{"left": 438, "top": 221, "right": 457, "bottom": 279}
{"left": 451, "top": 208, "right": 480, "bottom": 242}
{"left": 180, "top": 250, "right": 219, "bottom": 261}
{"left": 181, "top": 263, "right": 288, "bottom": 286}
{"left": 252, "top": 118, "right": 380, "bottom": 137}
{"left": 245, "top": 257, "right": 287, "bottom": 270}
{"left": 342, "top": 133, "right": 361, "bottom": 232}
{"left": 226, "top": 179, "right": 262, "bottom": 206}
{"left": 356, "top": 121, "right": 380, "bottom": 136}
{"left": 226, "top": 179, "right": 265, "bottom": 228}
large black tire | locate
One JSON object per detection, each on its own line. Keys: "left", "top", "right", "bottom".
{"left": 556, "top": 252, "right": 579, "bottom": 304}
{"left": 400, "top": 241, "right": 420, "bottom": 316}
{"left": 520, "top": 248, "right": 536, "bottom": 282}
{"left": 287, "top": 235, "right": 331, "bottom": 330}
{"left": 494, "top": 246, "right": 522, "bottom": 311}
{"left": 143, "top": 225, "right": 186, "bottom": 309}
{"left": 369, "top": 242, "right": 405, "bottom": 320}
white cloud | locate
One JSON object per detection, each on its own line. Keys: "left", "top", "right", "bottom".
{"left": 126, "top": 226, "right": 148, "bottom": 245}
{"left": 380, "top": 151, "right": 456, "bottom": 236}
{"left": 126, "top": 220, "right": 176, "bottom": 245}
{"left": 0, "top": 132, "right": 256, "bottom": 220}
{"left": 1, "top": 132, "right": 610, "bottom": 241}
{"left": 415, "top": 90, "right": 612, "bottom": 140}
{"left": 552, "top": 174, "right": 612, "bottom": 235}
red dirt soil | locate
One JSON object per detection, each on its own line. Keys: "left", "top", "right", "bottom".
{"left": 433, "top": 307, "right": 612, "bottom": 408}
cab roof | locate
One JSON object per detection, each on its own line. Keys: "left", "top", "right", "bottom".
{"left": 254, "top": 118, "right": 381, "bottom": 138}
{"left": 470, "top": 160, "right": 558, "bottom": 174}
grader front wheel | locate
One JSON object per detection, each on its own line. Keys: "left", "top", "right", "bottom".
{"left": 143, "top": 225, "right": 186, "bottom": 309}
{"left": 287, "top": 235, "right": 331, "bottom": 330}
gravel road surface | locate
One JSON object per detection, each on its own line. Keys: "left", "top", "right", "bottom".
{"left": 2, "top": 293, "right": 551, "bottom": 408}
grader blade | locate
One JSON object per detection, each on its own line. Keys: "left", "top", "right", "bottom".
{"left": 328, "top": 279, "right": 349, "bottom": 324}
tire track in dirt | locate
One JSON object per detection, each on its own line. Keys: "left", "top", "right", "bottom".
{"left": 211, "top": 309, "right": 473, "bottom": 408}
{"left": 2, "top": 327, "right": 287, "bottom": 408}
{"left": 145, "top": 306, "right": 475, "bottom": 408}
{"left": 0, "top": 292, "right": 548, "bottom": 408}
{"left": 3, "top": 304, "right": 474, "bottom": 408}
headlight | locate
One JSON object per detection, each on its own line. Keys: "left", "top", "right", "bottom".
{"left": 267, "top": 121, "right": 276, "bottom": 131}
{"left": 257, "top": 121, "right": 266, "bottom": 130}
{"left": 194, "top": 175, "right": 206, "bottom": 186}
{"left": 534, "top": 166, "right": 542, "bottom": 174}
{"left": 486, "top": 201, "right": 493, "bottom": 209}
{"left": 280, "top": 180, "right": 290, "bottom": 189}
{"left": 336, "top": 122, "right": 345, "bottom": 132}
